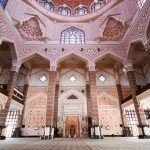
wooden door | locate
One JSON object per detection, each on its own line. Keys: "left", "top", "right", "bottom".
{"left": 70, "top": 125, "right": 75, "bottom": 138}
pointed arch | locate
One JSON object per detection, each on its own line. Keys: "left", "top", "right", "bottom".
{"left": 18, "top": 52, "right": 51, "bottom": 65}
{"left": 56, "top": 53, "right": 89, "bottom": 67}
{"left": 61, "top": 26, "right": 85, "bottom": 44}
{"left": 94, "top": 52, "right": 126, "bottom": 65}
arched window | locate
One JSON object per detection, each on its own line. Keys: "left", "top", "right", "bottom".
{"left": 58, "top": 6, "right": 71, "bottom": 15}
{"left": 75, "top": 6, "right": 88, "bottom": 15}
{"left": 135, "top": 0, "right": 146, "bottom": 10}
{"left": 41, "top": 0, "right": 55, "bottom": 12}
{"left": 61, "top": 27, "right": 85, "bottom": 44}
{"left": 91, "top": 1, "right": 104, "bottom": 12}
{"left": 0, "top": 0, "right": 8, "bottom": 10}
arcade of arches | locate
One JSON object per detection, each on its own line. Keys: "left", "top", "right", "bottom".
{"left": 0, "top": 0, "right": 150, "bottom": 142}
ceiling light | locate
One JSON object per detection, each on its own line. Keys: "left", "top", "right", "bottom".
{"left": 63, "top": 4, "right": 67, "bottom": 8}
{"left": 79, "top": 5, "right": 83, "bottom": 8}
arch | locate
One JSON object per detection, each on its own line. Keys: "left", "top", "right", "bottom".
{"left": 94, "top": 52, "right": 126, "bottom": 65}
{"left": 18, "top": 52, "right": 51, "bottom": 65}
{"left": 74, "top": 5, "right": 88, "bottom": 15}
{"left": 0, "top": 0, "right": 8, "bottom": 10}
{"left": 58, "top": 89, "right": 87, "bottom": 117}
{"left": 61, "top": 26, "right": 85, "bottom": 44}
{"left": 97, "top": 91, "right": 118, "bottom": 105}
{"left": 24, "top": 93, "right": 47, "bottom": 119}
{"left": 19, "top": 15, "right": 46, "bottom": 40}
{"left": 126, "top": 40, "right": 146, "bottom": 63}
{"left": 97, "top": 91, "right": 121, "bottom": 122}
{"left": 56, "top": 53, "right": 89, "bottom": 67}
{"left": 59, "top": 89, "right": 86, "bottom": 103}
{"left": 91, "top": 0, "right": 104, "bottom": 12}
{"left": 58, "top": 5, "right": 71, "bottom": 16}
{"left": 0, "top": 39, "right": 18, "bottom": 64}
{"left": 41, "top": 0, "right": 55, "bottom": 12}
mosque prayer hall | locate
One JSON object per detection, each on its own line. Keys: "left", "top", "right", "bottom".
{"left": 0, "top": 0, "right": 150, "bottom": 149}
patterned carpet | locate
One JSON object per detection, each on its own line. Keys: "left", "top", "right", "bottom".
{"left": 0, "top": 137, "right": 150, "bottom": 150}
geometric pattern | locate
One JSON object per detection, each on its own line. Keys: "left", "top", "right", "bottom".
{"left": 99, "top": 109, "right": 119, "bottom": 127}
{"left": 0, "top": 138, "right": 150, "bottom": 150}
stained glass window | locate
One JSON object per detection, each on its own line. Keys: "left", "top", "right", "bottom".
{"left": 75, "top": 6, "right": 88, "bottom": 15}
{"left": 91, "top": 1, "right": 104, "bottom": 12}
{"left": 58, "top": 6, "right": 71, "bottom": 15}
{"left": 41, "top": 0, "right": 55, "bottom": 12}
{"left": 0, "top": 0, "right": 8, "bottom": 10}
{"left": 61, "top": 27, "right": 85, "bottom": 44}
{"left": 136, "top": 0, "right": 146, "bottom": 10}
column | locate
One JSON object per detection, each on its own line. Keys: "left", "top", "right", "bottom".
{"left": 19, "top": 69, "right": 31, "bottom": 127}
{"left": 0, "top": 66, "right": 19, "bottom": 126}
{"left": 86, "top": 83, "right": 92, "bottom": 124}
{"left": 116, "top": 81, "right": 125, "bottom": 127}
{"left": 19, "top": 81, "right": 30, "bottom": 126}
{"left": 79, "top": 122, "right": 82, "bottom": 137}
{"left": 126, "top": 66, "right": 147, "bottom": 126}
{"left": 63, "top": 122, "right": 65, "bottom": 137}
{"left": 46, "top": 71, "right": 57, "bottom": 126}
{"left": 89, "top": 67, "right": 99, "bottom": 125}
{"left": 53, "top": 82, "right": 59, "bottom": 127}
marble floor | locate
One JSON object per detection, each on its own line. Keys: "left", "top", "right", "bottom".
{"left": 0, "top": 137, "right": 150, "bottom": 150}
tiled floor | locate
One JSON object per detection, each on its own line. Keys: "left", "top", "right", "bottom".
{"left": 0, "top": 137, "right": 150, "bottom": 150}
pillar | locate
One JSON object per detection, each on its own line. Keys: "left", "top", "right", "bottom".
{"left": 79, "top": 122, "right": 82, "bottom": 137}
{"left": 53, "top": 82, "right": 59, "bottom": 127}
{"left": 20, "top": 81, "right": 30, "bottom": 126}
{"left": 116, "top": 81, "right": 125, "bottom": 127}
{"left": 86, "top": 83, "right": 92, "bottom": 124}
{"left": 126, "top": 66, "right": 147, "bottom": 126}
{"left": 46, "top": 71, "right": 57, "bottom": 126}
{"left": 89, "top": 67, "right": 99, "bottom": 125}
{"left": 63, "top": 122, "right": 65, "bottom": 137}
{"left": 0, "top": 66, "right": 19, "bottom": 126}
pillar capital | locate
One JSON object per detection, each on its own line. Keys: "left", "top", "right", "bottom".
{"left": 145, "top": 42, "right": 150, "bottom": 55}
{"left": 88, "top": 66, "right": 95, "bottom": 72}
{"left": 115, "top": 79, "right": 121, "bottom": 85}
{"left": 50, "top": 65, "right": 57, "bottom": 71}
{"left": 56, "top": 80, "right": 60, "bottom": 85}
{"left": 11, "top": 65, "right": 20, "bottom": 73}
{"left": 123, "top": 64, "right": 134, "bottom": 73}
{"left": 24, "top": 80, "right": 30, "bottom": 85}
{"left": 86, "top": 80, "right": 90, "bottom": 84}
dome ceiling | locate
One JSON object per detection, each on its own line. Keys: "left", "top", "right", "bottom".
{"left": 52, "top": 0, "right": 94, "bottom": 9}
